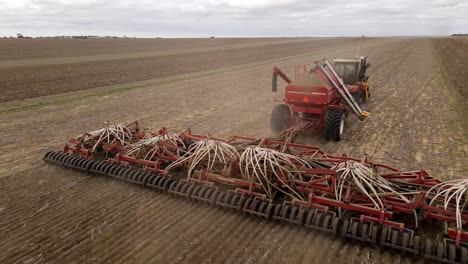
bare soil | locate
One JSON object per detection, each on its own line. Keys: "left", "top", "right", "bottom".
{"left": 0, "top": 37, "right": 319, "bottom": 60}
{"left": 0, "top": 38, "right": 367, "bottom": 102}
{"left": 0, "top": 37, "right": 466, "bottom": 264}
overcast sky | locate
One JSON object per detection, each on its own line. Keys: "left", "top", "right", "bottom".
{"left": 0, "top": 0, "right": 466, "bottom": 37}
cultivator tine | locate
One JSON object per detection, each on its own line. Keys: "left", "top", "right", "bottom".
{"left": 186, "top": 184, "right": 198, "bottom": 201}
{"left": 241, "top": 196, "right": 274, "bottom": 219}
{"left": 168, "top": 180, "right": 192, "bottom": 198}
{"left": 202, "top": 187, "right": 216, "bottom": 205}
{"left": 233, "top": 194, "right": 247, "bottom": 212}
{"left": 57, "top": 153, "right": 70, "bottom": 166}
{"left": 146, "top": 174, "right": 174, "bottom": 191}
{"left": 146, "top": 173, "right": 162, "bottom": 189}
{"left": 168, "top": 180, "right": 179, "bottom": 195}
{"left": 271, "top": 203, "right": 307, "bottom": 225}
{"left": 215, "top": 191, "right": 246, "bottom": 211}
{"left": 115, "top": 166, "right": 132, "bottom": 181}
{"left": 160, "top": 177, "right": 175, "bottom": 191}
{"left": 216, "top": 191, "right": 232, "bottom": 209}
{"left": 89, "top": 161, "right": 112, "bottom": 176}
{"left": 60, "top": 155, "right": 72, "bottom": 166}
{"left": 126, "top": 170, "right": 152, "bottom": 186}
{"left": 89, "top": 161, "right": 103, "bottom": 175}
{"left": 106, "top": 164, "right": 120, "bottom": 177}
{"left": 62, "top": 156, "right": 93, "bottom": 172}
{"left": 74, "top": 158, "right": 84, "bottom": 169}
{"left": 43, "top": 151, "right": 56, "bottom": 162}
{"left": 81, "top": 159, "right": 92, "bottom": 172}
{"left": 207, "top": 189, "right": 221, "bottom": 206}
{"left": 102, "top": 162, "right": 116, "bottom": 176}
{"left": 107, "top": 165, "right": 128, "bottom": 180}
{"left": 189, "top": 184, "right": 211, "bottom": 203}
{"left": 44, "top": 151, "right": 95, "bottom": 173}
{"left": 43, "top": 151, "right": 73, "bottom": 167}
{"left": 215, "top": 191, "right": 227, "bottom": 208}
{"left": 179, "top": 182, "right": 194, "bottom": 199}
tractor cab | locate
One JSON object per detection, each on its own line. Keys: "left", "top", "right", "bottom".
{"left": 333, "top": 56, "right": 370, "bottom": 85}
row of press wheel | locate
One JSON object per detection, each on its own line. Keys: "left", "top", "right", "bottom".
{"left": 43, "top": 151, "right": 468, "bottom": 263}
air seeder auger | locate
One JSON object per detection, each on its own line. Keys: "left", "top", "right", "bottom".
{"left": 44, "top": 121, "right": 468, "bottom": 263}
{"left": 271, "top": 57, "right": 371, "bottom": 140}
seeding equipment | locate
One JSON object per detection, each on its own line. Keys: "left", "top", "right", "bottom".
{"left": 44, "top": 121, "right": 468, "bottom": 263}
{"left": 271, "top": 57, "right": 371, "bottom": 141}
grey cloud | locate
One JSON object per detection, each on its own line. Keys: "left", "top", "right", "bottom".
{"left": 0, "top": 0, "right": 466, "bottom": 37}
{"left": 431, "top": 0, "right": 459, "bottom": 7}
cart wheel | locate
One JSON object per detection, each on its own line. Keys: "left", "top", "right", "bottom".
{"left": 325, "top": 109, "right": 346, "bottom": 141}
{"left": 270, "top": 104, "right": 291, "bottom": 134}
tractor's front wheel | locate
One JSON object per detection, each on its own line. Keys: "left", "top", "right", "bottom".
{"left": 270, "top": 104, "right": 291, "bottom": 134}
{"left": 325, "top": 109, "right": 346, "bottom": 141}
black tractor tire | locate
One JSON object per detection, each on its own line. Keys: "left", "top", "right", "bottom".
{"left": 270, "top": 104, "right": 291, "bottom": 134}
{"left": 325, "top": 109, "right": 346, "bottom": 141}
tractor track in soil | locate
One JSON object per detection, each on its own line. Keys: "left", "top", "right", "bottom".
{"left": 0, "top": 37, "right": 466, "bottom": 264}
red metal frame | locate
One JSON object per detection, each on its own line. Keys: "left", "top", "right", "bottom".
{"left": 61, "top": 126, "right": 468, "bottom": 244}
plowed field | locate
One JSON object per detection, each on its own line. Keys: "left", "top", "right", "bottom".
{"left": 0, "top": 37, "right": 466, "bottom": 264}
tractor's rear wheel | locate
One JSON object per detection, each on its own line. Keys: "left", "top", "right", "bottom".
{"left": 270, "top": 104, "right": 291, "bottom": 134}
{"left": 325, "top": 109, "right": 346, "bottom": 141}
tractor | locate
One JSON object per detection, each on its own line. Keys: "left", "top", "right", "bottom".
{"left": 270, "top": 57, "right": 371, "bottom": 141}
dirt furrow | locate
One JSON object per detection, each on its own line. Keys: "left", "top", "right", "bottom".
{"left": 95, "top": 199, "right": 207, "bottom": 263}
{"left": 178, "top": 215, "right": 265, "bottom": 263}
{"left": 1, "top": 185, "right": 145, "bottom": 263}
{"left": 132, "top": 207, "right": 243, "bottom": 263}
{"left": 0, "top": 175, "right": 132, "bottom": 241}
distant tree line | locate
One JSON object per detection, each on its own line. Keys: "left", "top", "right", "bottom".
{"left": 451, "top": 34, "right": 468, "bottom": 36}
{"left": 1, "top": 33, "right": 137, "bottom": 39}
